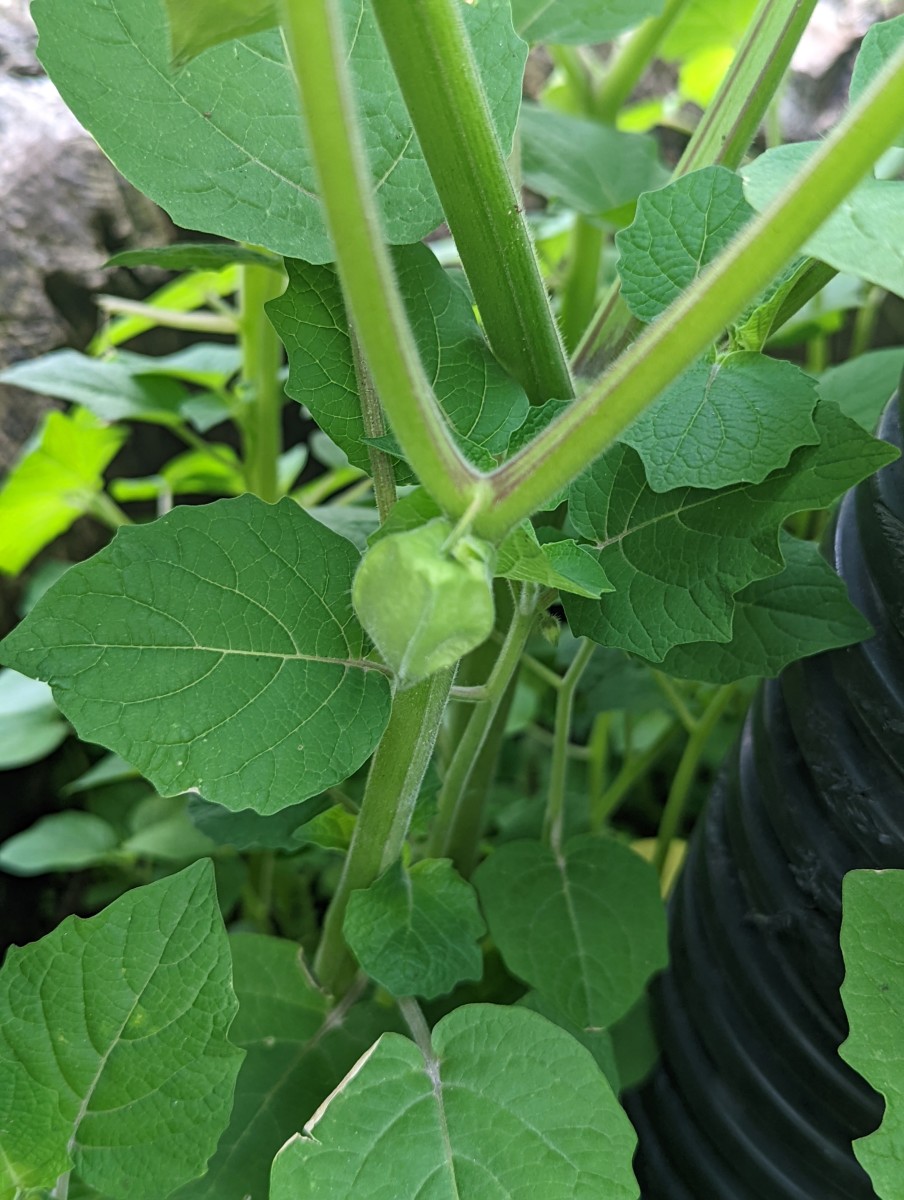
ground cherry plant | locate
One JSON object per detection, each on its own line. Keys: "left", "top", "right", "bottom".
{"left": 2, "top": 0, "right": 904, "bottom": 1197}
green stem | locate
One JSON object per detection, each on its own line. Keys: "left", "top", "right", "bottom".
{"left": 654, "top": 686, "right": 734, "bottom": 874}
{"left": 239, "top": 262, "right": 285, "bottom": 503}
{"left": 544, "top": 639, "right": 596, "bottom": 854}
{"left": 593, "top": 0, "right": 693, "bottom": 122}
{"left": 428, "top": 590, "right": 537, "bottom": 867}
{"left": 86, "top": 491, "right": 133, "bottom": 531}
{"left": 313, "top": 668, "right": 454, "bottom": 996}
{"left": 559, "top": 217, "right": 604, "bottom": 354}
{"left": 592, "top": 724, "right": 681, "bottom": 831}
{"left": 95, "top": 296, "right": 238, "bottom": 334}
{"left": 279, "top": 0, "right": 481, "bottom": 519}
{"left": 573, "top": 0, "right": 819, "bottom": 373}
{"left": 587, "top": 712, "right": 612, "bottom": 820}
{"left": 850, "top": 284, "right": 886, "bottom": 357}
{"left": 652, "top": 671, "right": 697, "bottom": 734}
{"left": 348, "top": 324, "right": 397, "bottom": 523}
{"left": 475, "top": 42, "right": 904, "bottom": 540}
{"left": 370, "top": 0, "right": 574, "bottom": 405}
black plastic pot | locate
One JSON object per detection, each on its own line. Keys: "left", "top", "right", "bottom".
{"left": 625, "top": 390, "right": 904, "bottom": 1199}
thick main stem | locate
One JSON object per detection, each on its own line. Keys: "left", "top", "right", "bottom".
{"left": 313, "top": 668, "right": 454, "bottom": 996}
{"left": 239, "top": 262, "right": 285, "bottom": 503}
{"left": 475, "top": 40, "right": 904, "bottom": 541}
{"left": 370, "top": 0, "right": 574, "bottom": 405}
{"left": 279, "top": 0, "right": 481, "bottom": 520}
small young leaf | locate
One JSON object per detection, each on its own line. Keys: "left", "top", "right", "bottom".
{"left": 616, "top": 166, "right": 753, "bottom": 322}
{"left": 344, "top": 858, "right": 486, "bottom": 999}
{"left": 270, "top": 246, "right": 529, "bottom": 473}
{"left": 188, "top": 794, "right": 326, "bottom": 852}
{"left": 741, "top": 144, "right": 904, "bottom": 300}
{"left": 33, "top": 0, "right": 524, "bottom": 261}
{"left": 270, "top": 1004, "right": 639, "bottom": 1200}
{"left": 121, "top": 794, "right": 216, "bottom": 862}
{"left": 849, "top": 14, "right": 904, "bottom": 148}
{"left": 474, "top": 835, "right": 668, "bottom": 1030}
{"left": 0, "top": 860, "right": 243, "bottom": 1200}
{"left": 564, "top": 402, "right": 897, "bottom": 661}
{"left": 840, "top": 870, "right": 904, "bottom": 1198}
{"left": 621, "top": 353, "right": 820, "bottom": 491}
{"left": 520, "top": 105, "right": 667, "bottom": 217}
{"left": 0, "top": 350, "right": 186, "bottom": 425}
{"left": 293, "top": 804, "right": 356, "bottom": 852}
{"left": 353, "top": 519, "right": 496, "bottom": 686}
{"left": 0, "top": 669, "right": 68, "bottom": 768}
{"left": 496, "top": 524, "right": 613, "bottom": 597}
{"left": 173, "top": 933, "right": 397, "bottom": 1200}
{"left": 656, "top": 534, "right": 873, "bottom": 683}
{"left": 0, "top": 496, "right": 392, "bottom": 814}
{"left": 819, "top": 349, "right": 903, "bottom": 433}
{"left": 0, "top": 811, "right": 118, "bottom": 876}
{"left": 110, "top": 446, "right": 245, "bottom": 503}
{"left": 511, "top": 0, "right": 662, "bottom": 44}
{"left": 0, "top": 409, "right": 126, "bottom": 575}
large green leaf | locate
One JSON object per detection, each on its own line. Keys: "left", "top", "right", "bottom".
{"left": 33, "top": 0, "right": 525, "bottom": 262}
{"left": 657, "top": 533, "right": 873, "bottom": 683}
{"left": 511, "top": 0, "right": 662, "bottom": 44}
{"left": 0, "top": 496, "right": 392, "bottom": 814}
{"left": 620, "top": 353, "right": 820, "bottom": 491}
{"left": 344, "top": 858, "right": 486, "bottom": 999}
{"left": 271, "top": 1004, "right": 639, "bottom": 1199}
{"left": 474, "top": 835, "right": 668, "bottom": 1030}
{"left": 564, "top": 402, "right": 897, "bottom": 661}
{"left": 840, "top": 870, "right": 904, "bottom": 1198}
{"left": 0, "top": 409, "right": 126, "bottom": 575}
{"left": 270, "top": 246, "right": 529, "bottom": 473}
{"left": 819, "top": 349, "right": 903, "bottom": 432}
{"left": 741, "top": 143, "right": 904, "bottom": 300}
{"left": 849, "top": 14, "right": 904, "bottom": 148}
{"left": 174, "top": 933, "right": 396, "bottom": 1200}
{"left": 616, "top": 166, "right": 753, "bottom": 322}
{"left": 0, "top": 861, "right": 242, "bottom": 1200}
{"left": 520, "top": 105, "right": 666, "bottom": 217}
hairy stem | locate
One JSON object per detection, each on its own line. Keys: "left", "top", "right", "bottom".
{"left": 349, "top": 324, "right": 397, "bottom": 523}
{"left": 370, "top": 0, "right": 574, "bottom": 404}
{"left": 476, "top": 41, "right": 904, "bottom": 540}
{"left": 239, "top": 262, "right": 285, "bottom": 503}
{"left": 544, "top": 638, "right": 596, "bottom": 854}
{"left": 313, "top": 668, "right": 455, "bottom": 997}
{"left": 279, "top": 0, "right": 481, "bottom": 519}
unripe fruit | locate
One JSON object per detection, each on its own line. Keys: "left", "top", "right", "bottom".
{"left": 353, "top": 518, "right": 496, "bottom": 685}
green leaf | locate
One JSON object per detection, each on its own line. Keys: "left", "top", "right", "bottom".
{"left": 564, "top": 402, "right": 897, "bottom": 661}
{"left": 188, "top": 794, "right": 325, "bottom": 851}
{"left": 616, "top": 166, "right": 753, "bottom": 322}
{"left": 344, "top": 858, "right": 486, "bottom": 999}
{"left": 659, "top": 0, "right": 758, "bottom": 59}
{"left": 621, "top": 353, "right": 820, "bottom": 491}
{"left": 113, "top": 343, "right": 243, "bottom": 389}
{"left": 271, "top": 1004, "right": 639, "bottom": 1200}
{"left": 0, "top": 496, "right": 392, "bottom": 814}
{"left": 840, "top": 869, "right": 904, "bottom": 1198}
{"left": 110, "top": 446, "right": 246, "bottom": 503}
{"left": 33, "top": 0, "right": 525, "bottom": 262}
{"left": 0, "top": 409, "right": 126, "bottom": 576}
{"left": 496, "top": 524, "right": 613, "bottom": 597}
{"left": 0, "top": 811, "right": 118, "bottom": 876}
{"left": 0, "top": 1073, "right": 70, "bottom": 1200}
{"left": 741, "top": 143, "right": 904, "bottom": 300}
{"left": 0, "top": 669, "right": 69, "bottom": 768}
{"left": 520, "top": 105, "right": 667, "bottom": 217}
{"left": 850, "top": 14, "right": 904, "bottom": 148}
{"left": 474, "top": 835, "right": 668, "bottom": 1029}
{"left": 292, "top": 804, "right": 356, "bottom": 852}
{"left": 819, "top": 349, "right": 903, "bottom": 432}
{"left": 162, "top": 0, "right": 276, "bottom": 66}
{"left": 122, "top": 794, "right": 217, "bottom": 861}
{"left": 107, "top": 242, "right": 282, "bottom": 271}
{"left": 518, "top": 990, "right": 620, "bottom": 1092}
{"left": 0, "top": 861, "right": 242, "bottom": 1200}
{"left": 173, "top": 933, "right": 396, "bottom": 1200}
{"left": 657, "top": 533, "right": 873, "bottom": 683}
{"left": 0, "top": 350, "right": 186, "bottom": 425}
{"left": 512, "top": 0, "right": 662, "bottom": 44}
{"left": 270, "top": 246, "right": 529, "bottom": 473}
